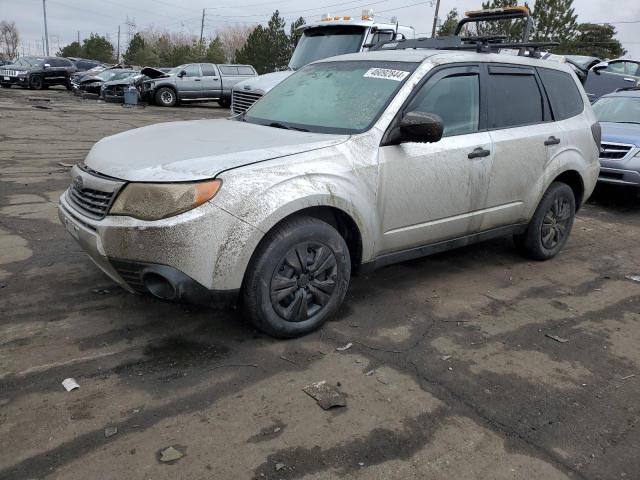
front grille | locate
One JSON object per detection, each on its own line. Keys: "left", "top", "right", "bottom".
{"left": 232, "top": 90, "right": 262, "bottom": 114}
{"left": 67, "top": 182, "right": 115, "bottom": 219}
{"left": 0, "top": 69, "right": 17, "bottom": 77}
{"left": 600, "top": 142, "right": 633, "bottom": 160}
{"left": 109, "top": 260, "right": 146, "bottom": 293}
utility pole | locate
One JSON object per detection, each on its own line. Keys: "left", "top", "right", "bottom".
{"left": 116, "top": 25, "right": 121, "bottom": 63}
{"left": 77, "top": 30, "right": 80, "bottom": 44}
{"left": 200, "top": 9, "right": 205, "bottom": 46}
{"left": 42, "top": 0, "right": 50, "bottom": 55}
{"left": 431, "top": 0, "right": 441, "bottom": 37}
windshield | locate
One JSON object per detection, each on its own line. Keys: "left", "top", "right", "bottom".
{"left": 565, "top": 55, "right": 598, "bottom": 68}
{"left": 96, "top": 70, "right": 118, "bottom": 81}
{"left": 168, "top": 66, "right": 185, "bottom": 75}
{"left": 288, "top": 26, "right": 367, "bottom": 70}
{"left": 16, "top": 57, "right": 44, "bottom": 67}
{"left": 108, "top": 71, "right": 136, "bottom": 81}
{"left": 244, "top": 60, "right": 417, "bottom": 134}
{"left": 593, "top": 96, "right": 640, "bottom": 124}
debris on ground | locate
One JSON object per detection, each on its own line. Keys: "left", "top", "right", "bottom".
{"left": 625, "top": 275, "right": 640, "bottom": 283}
{"left": 621, "top": 374, "right": 636, "bottom": 380}
{"left": 365, "top": 369, "right": 375, "bottom": 376}
{"left": 336, "top": 342, "right": 353, "bottom": 351}
{"left": 91, "top": 288, "right": 111, "bottom": 295}
{"left": 32, "top": 105, "right": 51, "bottom": 110}
{"left": 358, "top": 462, "right": 365, "bottom": 466}
{"left": 376, "top": 375, "right": 390, "bottom": 385}
{"left": 273, "top": 427, "right": 281, "bottom": 433}
{"left": 303, "top": 380, "right": 346, "bottom": 410}
{"left": 57, "top": 162, "right": 74, "bottom": 168}
{"left": 546, "top": 334, "right": 569, "bottom": 343}
{"left": 104, "top": 426, "right": 118, "bottom": 438}
{"left": 61, "top": 378, "right": 80, "bottom": 392}
{"left": 441, "top": 355, "right": 453, "bottom": 361}
{"left": 159, "top": 446, "right": 183, "bottom": 462}
{"left": 275, "top": 463, "right": 285, "bottom": 471}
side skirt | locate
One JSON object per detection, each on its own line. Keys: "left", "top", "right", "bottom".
{"left": 359, "top": 224, "right": 528, "bottom": 274}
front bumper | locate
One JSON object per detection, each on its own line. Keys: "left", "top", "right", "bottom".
{"left": 598, "top": 167, "right": 640, "bottom": 187}
{"left": 58, "top": 189, "right": 250, "bottom": 306}
{"left": 1, "top": 75, "right": 27, "bottom": 86}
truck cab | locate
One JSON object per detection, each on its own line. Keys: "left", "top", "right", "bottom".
{"left": 231, "top": 10, "right": 414, "bottom": 114}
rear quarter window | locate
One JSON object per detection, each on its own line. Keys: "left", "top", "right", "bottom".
{"left": 237, "top": 66, "right": 255, "bottom": 75}
{"left": 488, "top": 66, "right": 545, "bottom": 129}
{"left": 538, "top": 67, "right": 584, "bottom": 120}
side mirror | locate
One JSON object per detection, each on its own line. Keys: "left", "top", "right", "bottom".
{"left": 592, "top": 62, "right": 608, "bottom": 75}
{"left": 177, "top": 70, "right": 186, "bottom": 78}
{"left": 44, "top": 63, "right": 51, "bottom": 69}
{"left": 399, "top": 112, "right": 444, "bottom": 143}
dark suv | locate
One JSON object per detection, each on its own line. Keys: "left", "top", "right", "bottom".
{"left": 0, "top": 56, "right": 77, "bottom": 90}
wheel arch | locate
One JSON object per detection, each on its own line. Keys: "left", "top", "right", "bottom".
{"left": 551, "top": 169, "right": 585, "bottom": 210}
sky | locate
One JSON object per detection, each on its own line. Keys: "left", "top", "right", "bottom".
{"left": 1, "top": 0, "right": 639, "bottom": 59}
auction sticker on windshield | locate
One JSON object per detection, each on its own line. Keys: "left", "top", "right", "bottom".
{"left": 363, "top": 68, "right": 410, "bottom": 81}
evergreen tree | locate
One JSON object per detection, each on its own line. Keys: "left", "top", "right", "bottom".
{"left": 532, "top": 0, "right": 578, "bottom": 46}
{"left": 122, "top": 32, "right": 158, "bottom": 66}
{"left": 236, "top": 11, "right": 291, "bottom": 73}
{"left": 437, "top": 8, "right": 459, "bottom": 36}
{"left": 203, "top": 36, "right": 225, "bottom": 64}
{"left": 563, "top": 23, "right": 626, "bottom": 59}
{"left": 290, "top": 17, "right": 306, "bottom": 49}
{"left": 81, "top": 33, "right": 114, "bottom": 63}
{"left": 57, "top": 41, "right": 82, "bottom": 58}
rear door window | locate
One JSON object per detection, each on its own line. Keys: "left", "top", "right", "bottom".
{"left": 219, "top": 66, "right": 238, "bottom": 75}
{"left": 200, "top": 64, "right": 218, "bottom": 76}
{"left": 487, "top": 66, "right": 546, "bottom": 129}
{"left": 537, "top": 67, "right": 584, "bottom": 120}
{"left": 237, "top": 66, "right": 255, "bottom": 75}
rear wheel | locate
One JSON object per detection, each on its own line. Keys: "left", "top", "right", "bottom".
{"left": 65, "top": 79, "right": 72, "bottom": 91}
{"left": 155, "top": 87, "right": 177, "bottom": 107}
{"left": 0, "top": 83, "right": 10, "bottom": 88}
{"left": 29, "top": 75, "right": 44, "bottom": 90}
{"left": 514, "top": 181, "right": 576, "bottom": 260}
{"left": 218, "top": 97, "right": 230, "bottom": 108}
{"left": 243, "top": 216, "right": 351, "bottom": 338}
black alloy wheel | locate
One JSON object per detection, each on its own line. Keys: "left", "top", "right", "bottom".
{"left": 540, "top": 197, "right": 572, "bottom": 250}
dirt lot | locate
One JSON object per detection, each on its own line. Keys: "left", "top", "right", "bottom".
{"left": 1, "top": 85, "right": 639, "bottom": 480}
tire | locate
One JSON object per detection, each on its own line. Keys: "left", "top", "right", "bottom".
{"left": 29, "top": 75, "right": 44, "bottom": 90}
{"left": 154, "top": 87, "right": 177, "bottom": 107}
{"left": 243, "top": 216, "right": 351, "bottom": 338}
{"left": 218, "top": 97, "right": 230, "bottom": 108}
{"left": 514, "top": 181, "right": 576, "bottom": 260}
{"left": 65, "top": 80, "right": 72, "bottom": 91}
{"left": 1, "top": 83, "right": 10, "bottom": 88}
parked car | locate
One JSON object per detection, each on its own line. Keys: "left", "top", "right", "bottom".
{"left": 583, "top": 58, "right": 640, "bottom": 101}
{"left": 592, "top": 87, "right": 640, "bottom": 188}
{"left": 74, "top": 69, "right": 139, "bottom": 95}
{"left": 101, "top": 74, "right": 143, "bottom": 102}
{"left": 59, "top": 49, "right": 599, "bottom": 338}
{"left": 68, "top": 57, "right": 103, "bottom": 72}
{"left": 0, "top": 56, "right": 76, "bottom": 89}
{"left": 139, "top": 63, "right": 257, "bottom": 107}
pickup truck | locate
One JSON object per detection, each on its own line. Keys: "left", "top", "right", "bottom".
{"left": 140, "top": 63, "right": 257, "bottom": 107}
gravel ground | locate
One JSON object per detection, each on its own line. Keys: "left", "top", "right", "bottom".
{"left": 1, "top": 85, "right": 639, "bottom": 480}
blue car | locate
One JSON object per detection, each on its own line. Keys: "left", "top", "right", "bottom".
{"left": 592, "top": 88, "right": 640, "bottom": 188}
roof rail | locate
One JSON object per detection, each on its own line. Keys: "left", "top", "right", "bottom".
{"left": 370, "top": 36, "right": 558, "bottom": 57}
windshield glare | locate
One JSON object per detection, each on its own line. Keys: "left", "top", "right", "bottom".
{"left": 245, "top": 61, "right": 417, "bottom": 134}
{"left": 288, "top": 26, "right": 366, "bottom": 70}
{"left": 593, "top": 97, "right": 640, "bottom": 124}
{"left": 96, "top": 71, "right": 118, "bottom": 80}
{"left": 17, "top": 57, "right": 44, "bottom": 67}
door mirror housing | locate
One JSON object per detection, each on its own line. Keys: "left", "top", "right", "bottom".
{"left": 592, "top": 62, "right": 608, "bottom": 75}
{"left": 43, "top": 63, "right": 51, "bottom": 69}
{"left": 399, "top": 112, "right": 444, "bottom": 143}
{"left": 177, "top": 70, "right": 186, "bottom": 78}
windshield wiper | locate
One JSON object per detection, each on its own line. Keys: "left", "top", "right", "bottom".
{"left": 618, "top": 121, "right": 640, "bottom": 125}
{"left": 267, "top": 122, "right": 309, "bottom": 132}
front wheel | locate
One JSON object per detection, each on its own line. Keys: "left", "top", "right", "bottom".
{"left": 29, "top": 75, "right": 44, "bottom": 90}
{"left": 243, "top": 216, "right": 351, "bottom": 338}
{"left": 514, "top": 181, "right": 576, "bottom": 260}
{"left": 154, "top": 87, "right": 177, "bottom": 107}
{"left": 0, "top": 83, "right": 10, "bottom": 88}
{"left": 218, "top": 97, "right": 230, "bottom": 108}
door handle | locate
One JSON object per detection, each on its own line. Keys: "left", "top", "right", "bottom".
{"left": 623, "top": 77, "right": 635, "bottom": 82}
{"left": 544, "top": 136, "right": 561, "bottom": 146}
{"left": 194, "top": 78, "right": 201, "bottom": 81}
{"left": 467, "top": 147, "right": 490, "bottom": 159}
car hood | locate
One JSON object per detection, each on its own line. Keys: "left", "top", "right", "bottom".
{"left": 232, "top": 70, "right": 294, "bottom": 94}
{"left": 79, "top": 76, "right": 104, "bottom": 84}
{"left": 141, "top": 67, "right": 170, "bottom": 79}
{"left": 601, "top": 122, "right": 640, "bottom": 147}
{"left": 103, "top": 76, "right": 140, "bottom": 87}
{"left": 84, "top": 119, "right": 348, "bottom": 182}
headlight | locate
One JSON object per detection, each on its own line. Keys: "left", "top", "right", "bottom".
{"left": 110, "top": 180, "right": 221, "bottom": 220}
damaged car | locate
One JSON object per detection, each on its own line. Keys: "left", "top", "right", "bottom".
{"left": 59, "top": 49, "right": 600, "bottom": 338}
{"left": 74, "top": 69, "right": 139, "bottom": 96}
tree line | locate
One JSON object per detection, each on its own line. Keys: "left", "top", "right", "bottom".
{"left": 438, "top": 0, "right": 626, "bottom": 59}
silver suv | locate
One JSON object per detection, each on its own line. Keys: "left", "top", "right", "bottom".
{"left": 59, "top": 50, "right": 600, "bottom": 338}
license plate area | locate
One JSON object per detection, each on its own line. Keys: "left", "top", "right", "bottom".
{"left": 64, "top": 217, "right": 80, "bottom": 240}
{"left": 3, "top": 77, "right": 9, "bottom": 81}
